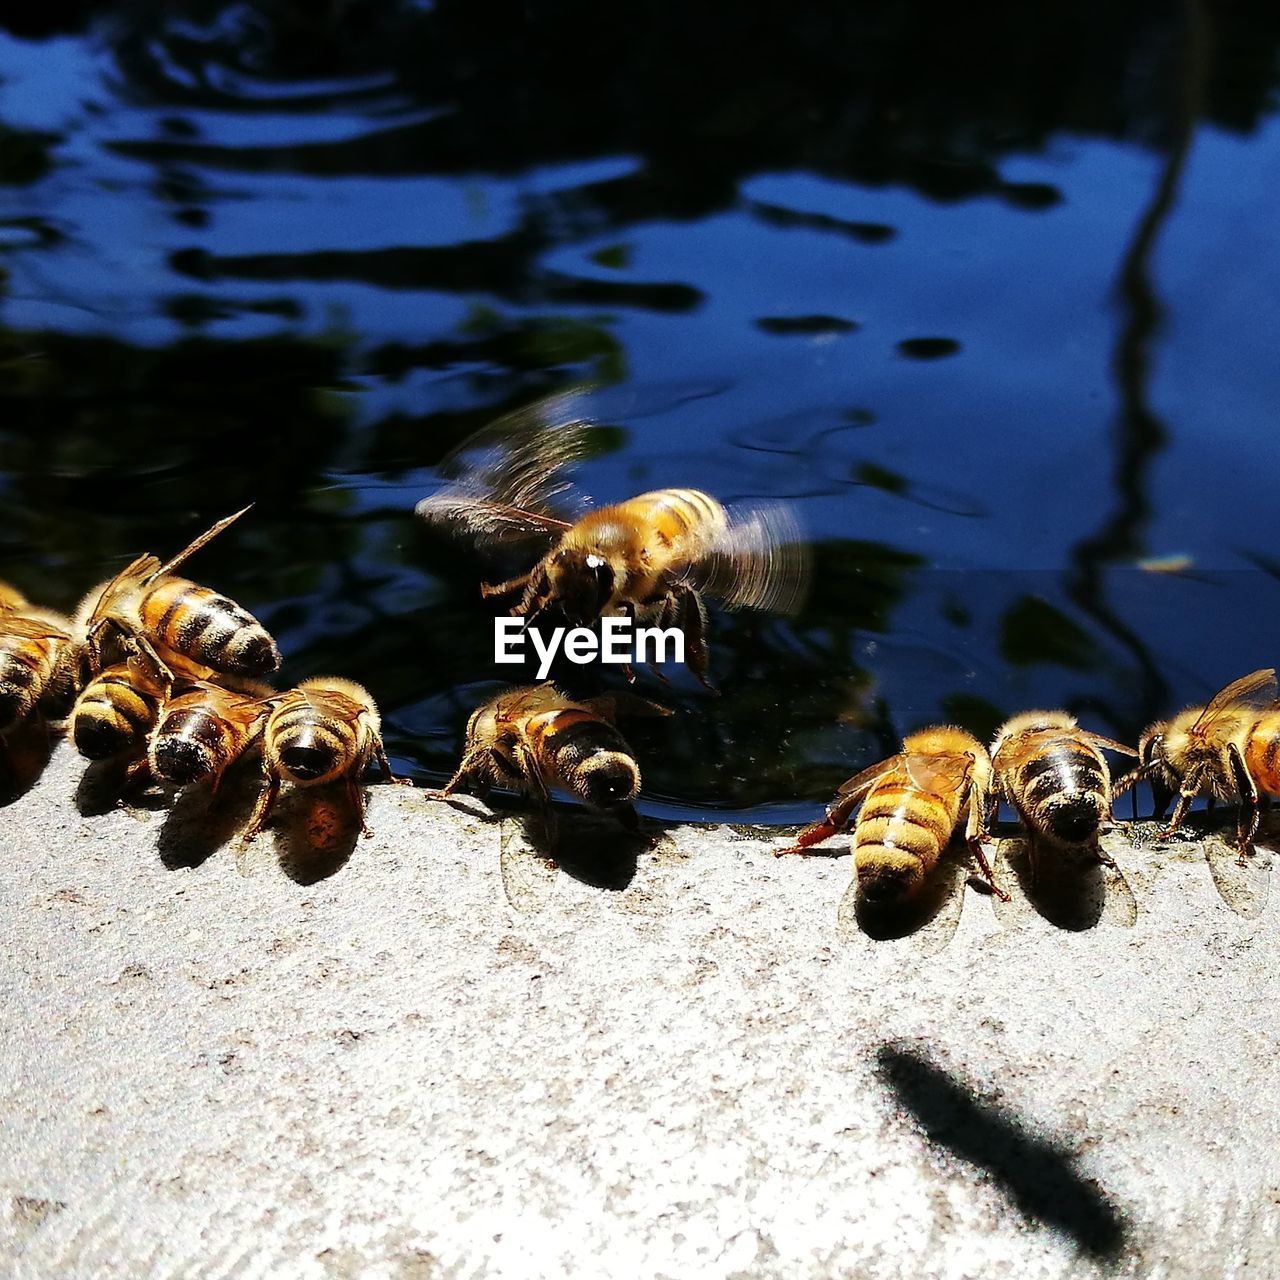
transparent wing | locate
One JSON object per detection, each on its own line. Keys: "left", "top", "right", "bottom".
{"left": 1192, "top": 669, "right": 1278, "bottom": 735}
{"left": 835, "top": 755, "right": 902, "bottom": 798}
{"left": 499, "top": 816, "right": 559, "bottom": 915}
{"left": 673, "top": 501, "right": 810, "bottom": 614}
{"left": 903, "top": 750, "right": 972, "bottom": 795}
{"left": 1, "top": 614, "right": 72, "bottom": 642}
{"left": 414, "top": 394, "right": 601, "bottom": 551}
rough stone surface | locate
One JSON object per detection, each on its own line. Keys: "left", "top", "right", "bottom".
{"left": 2, "top": 743, "right": 1278, "bottom": 1279}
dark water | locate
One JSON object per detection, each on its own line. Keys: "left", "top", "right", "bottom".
{"left": 2, "top": 3, "right": 1279, "bottom": 822}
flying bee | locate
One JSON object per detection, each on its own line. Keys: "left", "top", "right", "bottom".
{"left": 148, "top": 680, "right": 273, "bottom": 792}
{"left": 990, "top": 711, "right": 1136, "bottom": 877}
{"left": 1113, "top": 668, "right": 1280, "bottom": 857}
{"left": 70, "top": 651, "right": 171, "bottom": 763}
{"left": 0, "top": 605, "right": 78, "bottom": 736}
{"left": 415, "top": 399, "right": 809, "bottom": 687}
{"left": 78, "top": 507, "right": 280, "bottom": 683}
{"left": 774, "top": 726, "right": 1007, "bottom": 904}
{"left": 242, "top": 677, "right": 405, "bottom": 841}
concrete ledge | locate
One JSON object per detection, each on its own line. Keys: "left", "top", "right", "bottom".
{"left": 1, "top": 743, "right": 1277, "bottom": 1278}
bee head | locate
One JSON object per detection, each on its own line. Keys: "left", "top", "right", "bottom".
{"left": 576, "top": 752, "right": 638, "bottom": 809}
{"left": 547, "top": 548, "right": 615, "bottom": 626}
{"left": 858, "top": 855, "right": 923, "bottom": 904}
{"left": 1137, "top": 725, "right": 1165, "bottom": 769}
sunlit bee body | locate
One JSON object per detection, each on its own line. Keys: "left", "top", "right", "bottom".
{"left": 71, "top": 657, "right": 169, "bottom": 761}
{"left": 0, "top": 581, "right": 28, "bottom": 612}
{"left": 1115, "top": 669, "right": 1280, "bottom": 855}
{"left": 80, "top": 507, "right": 280, "bottom": 682}
{"left": 0, "top": 606, "right": 77, "bottom": 734}
{"left": 244, "top": 677, "right": 402, "bottom": 840}
{"left": 991, "top": 711, "right": 1135, "bottom": 876}
{"left": 415, "top": 405, "right": 808, "bottom": 687}
{"left": 775, "top": 726, "right": 1006, "bottom": 903}
{"left": 148, "top": 681, "right": 272, "bottom": 790}
{"left": 432, "top": 683, "right": 645, "bottom": 836}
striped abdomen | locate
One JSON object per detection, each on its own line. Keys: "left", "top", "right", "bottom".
{"left": 1009, "top": 735, "right": 1108, "bottom": 844}
{"left": 527, "top": 707, "right": 638, "bottom": 808}
{"left": 150, "top": 692, "right": 254, "bottom": 785}
{"left": 1245, "top": 712, "right": 1280, "bottom": 797}
{"left": 72, "top": 664, "right": 164, "bottom": 760}
{"left": 266, "top": 693, "right": 359, "bottom": 785}
{"left": 0, "top": 631, "right": 64, "bottom": 733}
{"left": 613, "top": 489, "right": 727, "bottom": 552}
{"left": 140, "top": 577, "right": 279, "bottom": 677}
{"left": 854, "top": 768, "right": 960, "bottom": 898}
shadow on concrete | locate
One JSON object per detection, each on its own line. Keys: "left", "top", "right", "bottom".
{"left": 268, "top": 783, "right": 363, "bottom": 885}
{"left": 155, "top": 762, "right": 264, "bottom": 870}
{"left": 839, "top": 850, "right": 969, "bottom": 954}
{"left": 875, "top": 1043, "right": 1129, "bottom": 1262}
{"left": 0, "top": 719, "right": 57, "bottom": 807}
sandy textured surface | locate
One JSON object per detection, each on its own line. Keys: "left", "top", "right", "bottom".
{"left": 2, "top": 742, "right": 1278, "bottom": 1279}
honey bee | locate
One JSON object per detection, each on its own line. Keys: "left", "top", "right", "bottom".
{"left": 1113, "top": 668, "right": 1280, "bottom": 856}
{"left": 431, "top": 683, "right": 652, "bottom": 836}
{"left": 242, "top": 677, "right": 405, "bottom": 840}
{"left": 415, "top": 401, "right": 809, "bottom": 686}
{"left": 148, "top": 680, "right": 272, "bottom": 792}
{"left": 79, "top": 507, "right": 279, "bottom": 682}
{"left": 990, "top": 711, "right": 1136, "bottom": 877}
{"left": 70, "top": 652, "right": 170, "bottom": 763}
{"left": 0, "top": 581, "right": 28, "bottom": 612}
{"left": 0, "top": 604, "right": 78, "bottom": 736}
{"left": 774, "top": 726, "right": 1007, "bottom": 903}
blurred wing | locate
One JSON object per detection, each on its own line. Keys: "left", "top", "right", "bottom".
{"left": 1080, "top": 732, "right": 1139, "bottom": 757}
{"left": 307, "top": 689, "right": 365, "bottom": 722}
{"left": 904, "top": 750, "right": 972, "bottom": 794}
{"left": 673, "top": 502, "right": 810, "bottom": 614}
{"left": 1193, "top": 668, "right": 1278, "bottom": 734}
{"left": 499, "top": 816, "right": 559, "bottom": 915}
{"left": 415, "top": 395, "right": 600, "bottom": 551}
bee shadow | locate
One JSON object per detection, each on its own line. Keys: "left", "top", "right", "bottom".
{"left": 548, "top": 809, "right": 651, "bottom": 894}
{"left": 0, "top": 720, "right": 57, "bottom": 807}
{"left": 74, "top": 757, "right": 169, "bottom": 817}
{"left": 1203, "top": 833, "right": 1270, "bottom": 919}
{"left": 268, "top": 783, "right": 362, "bottom": 885}
{"left": 995, "top": 838, "right": 1136, "bottom": 931}
{"left": 155, "top": 762, "right": 264, "bottom": 870}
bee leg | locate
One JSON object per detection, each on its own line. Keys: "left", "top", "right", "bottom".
{"left": 1092, "top": 835, "right": 1118, "bottom": 870}
{"left": 1156, "top": 793, "right": 1193, "bottom": 841}
{"left": 480, "top": 573, "right": 532, "bottom": 600}
{"left": 373, "top": 736, "right": 412, "bottom": 786}
{"left": 1149, "top": 777, "right": 1173, "bottom": 822}
{"left": 675, "top": 589, "right": 716, "bottom": 693}
{"left": 241, "top": 774, "right": 281, "bottom": 843}
{"left": 963, "top": 784, "right": 1007, "bottom": 901}
{"left": 775, "top": 791, "right": 862, "bottom": 856}
{"left": 121, "top": 755, "right": 154, "bottom": 795}
{"left": 347, "top": 774, "right": 373, "bottom": 838}
{"left": 1229, "top": 742, "right": 1259, "bottom": 861}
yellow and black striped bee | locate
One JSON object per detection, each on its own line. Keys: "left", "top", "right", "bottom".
{"left": 70, "top": 653, "right": 170, "bottom": 763}
{"left": 243, "top": 677, "right": 403, "bottom": 840}
{"left": 990, "top": 711, "right": 1136, "bottom": 877}
{"left": 430, "top": 683, "right": 657, "bottom": 832}
{"left": 775, "top": 725, "right": 1006, "bottom": 903}
{"left": 1114, "top": 668, "right": 1280, "bottom": 856}
{"left": 0, "top": 604, "right": 78, "bottom": 736}
{"left": 415, "top": 401, "right": 808, "bottom": 686}
{"left": 148, "top": 680, "right": 272, "bottom": 792}
{"left": 79, "top": 507, "right": 279, "bottom": 682}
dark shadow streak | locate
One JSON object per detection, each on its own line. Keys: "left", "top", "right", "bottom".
{"left": 875, "top": 1044, "right": 1128, "bottom": 1260}
{"left": 1066, "top": 0, "right": 1208, "bottom": 730}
